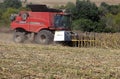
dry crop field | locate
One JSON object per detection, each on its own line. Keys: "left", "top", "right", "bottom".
{"left": 75, "top": 32, "right": 120, "bottom": 48}
{"left": 0, "top": 42, "right": 120, "bottom": 79}
{"left": 0, "top": 32, "right": 120, "bottom": 79}
{"left": 28, "top": 0, "right": 120, "bottom": 6}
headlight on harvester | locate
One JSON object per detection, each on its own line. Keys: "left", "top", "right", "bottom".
{"left": 10, "top": 14, "right": 17, "bottom": 21}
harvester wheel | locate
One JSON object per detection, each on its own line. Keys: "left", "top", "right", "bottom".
{"left": 35, "top": 30, "right": 54, "bottom": 44}
{"left": 13, "top": 31, "right": 26, "bottom": 43}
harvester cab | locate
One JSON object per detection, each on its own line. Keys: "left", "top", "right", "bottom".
{"left": 10, "top": 4, "right": 77, "bottom": 45}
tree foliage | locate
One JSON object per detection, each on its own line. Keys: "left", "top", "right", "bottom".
{"left": 3, "top": 0, "right": 22, "bottom": 9}
{"left": 75, "top": 0, "right": 100, "bottom": 21}
{"left": 103, "top": 13, "right": 120, "bottom": 32}
{"left": 72, "top": 19, "right": 95, "bottom": 32}
{"left": 2, "top": 8, "right": 19, "bottom": 23}
{"left": 100, "top": 2, "right": 120, "bottom": 15}
{"left": 65, "top": 2, "right": 76, "bottom": 13}
{"left": 70, "top": 0, "right": 120, "bottom": 32}
{"left": 70, "top": 0, "right": 101, "bottom": 32}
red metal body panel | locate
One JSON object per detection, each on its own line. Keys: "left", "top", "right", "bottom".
{"left": 11, "top": 11, "right": 59, "bottom": 32}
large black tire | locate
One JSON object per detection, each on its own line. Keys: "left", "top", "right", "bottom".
{"left": 35, "top": 30, "right": 54, "bottom": 44}
{"left": 13, "top": 31, "right": 26, "bottom": 43}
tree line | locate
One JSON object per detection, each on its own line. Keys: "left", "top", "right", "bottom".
{"left": 0, "top": 0, "right": 120, "bottom": 32}
{"left": 58, "top": 0, "right": 120, "bottom": 32}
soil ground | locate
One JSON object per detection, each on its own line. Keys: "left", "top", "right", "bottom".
{"left": 0, "top": 27, "right": 13, "bottom": 43}
{"left": 0, "top": 27, "right": 120, "bottom": 79}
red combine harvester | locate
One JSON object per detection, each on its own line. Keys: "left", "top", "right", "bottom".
{"left": 10, "top": 4, "right": 76, "bottom": 44}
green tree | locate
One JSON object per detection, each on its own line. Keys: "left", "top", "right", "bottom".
{"left": 71, "top": 0, "right": 101, "bottom": 32}
{"left": 65, "top": 2, "right": 77, "bottom": 20}
{"left": 65, "top": 2, "right": 76, "bottom": 13}
{"left": 101, "top": 13, "right": 120, "bottom": 32}
{"left": 2, "top": 8, "right": 19, "bottom": 24}
{"left": 114, "top": 13, "right": 120, "bottom": 32}
{"left": 94, "top": 19, "right": 106, "bottom": 32}
{"left": 99, "top": 2, "right": 120, "bottom": 15}
{"left": 3, "top": 0, "right": 22, "bottom": 9}
{"left": 75, "top": 0, "right": 100, "bottom": 21}
{"left": 72, "top": 19, "right": 95, "bottom": 32}
{"left": 0, "top": 3, "right": 6, "bottom": 17}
